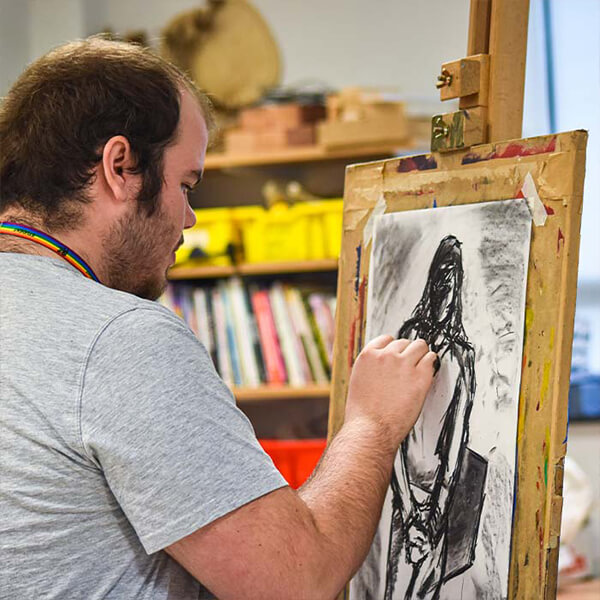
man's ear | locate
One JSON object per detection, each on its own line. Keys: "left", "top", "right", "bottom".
{"left": 101, "top": 135, "right": 138, "bottom": 203}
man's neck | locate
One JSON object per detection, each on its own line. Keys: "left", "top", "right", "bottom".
{"left": 0, "top": 212, "right": 104, "bottom": 280}
{"left": 0, "top": 214, "right": 55, "bottom": 257}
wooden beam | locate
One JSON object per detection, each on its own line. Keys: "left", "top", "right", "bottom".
{"left": 467, "top": 0, "right": 492, "bottom": 55}
{"left": 487, "top": 0, "right": 531, "bottom": 142}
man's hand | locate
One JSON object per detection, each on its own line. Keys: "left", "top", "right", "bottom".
{"left": 344, "top": 335, "right": 437, "bottom": 451}
{"left": 165, "top": 336, "right": 437, "bottom": 599}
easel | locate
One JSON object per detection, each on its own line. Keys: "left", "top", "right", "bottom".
{"left": 328, "top": 1, "right": 588, "bottom": 598}
{"left": 432, "top": 0, "right": 530, "bottom": 149}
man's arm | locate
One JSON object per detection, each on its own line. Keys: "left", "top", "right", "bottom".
{"left": 166, "top": 336, "right": 437, "bottom": 600}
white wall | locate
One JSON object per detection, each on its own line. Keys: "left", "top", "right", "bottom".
{"left": 101, "top": 0, "right": 471, "bottom": 116}
{"left": 0, "top": 0, "right": 28, "bottom": 95}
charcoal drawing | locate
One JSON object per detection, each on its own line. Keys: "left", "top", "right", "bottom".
{"left": 385, "top": 235, "right": 486, "bottom": 599}
{"left": 350, "top": 199, "right": 532, "bottom": 600}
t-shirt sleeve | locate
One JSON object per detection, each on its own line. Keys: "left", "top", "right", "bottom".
{"left": 79, "top": 306, "right": 287, "bottom": 554}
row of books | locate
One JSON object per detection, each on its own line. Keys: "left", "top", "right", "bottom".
{"left": 160, "top": 278, "right": 336, "bottom": 388}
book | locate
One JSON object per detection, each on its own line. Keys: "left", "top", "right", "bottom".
{"left": 301, "top": 291, "right": 331, "bottom": 377}
{"left": 180, "top": 286, "right": 199, "bottom": 337}
{"left": 281, "top": 285, "right": 312, "bottom": 383}
{"left": 203, "top": 289, "right": 220, "bottom": 370}
{"left": 228, "top": 277, "right": 261, "bottom": 387}
{"left": 308, "top": 293, "right": 336, "bottom": 366}
{"left": 161, "top": 283, "right": 183, "bottom": 319}
{"left": 250, "top": 286, "right": 287, "bottom": 385}
{"left": 241, "top": 283, "right": 267, "bottom": 384}
{"left": 192, "top": 288, "right": 216, "bottom": 364}
{"left": 211, "top": 286, "right": 234, "bottom": 387}
{"left": 219, "top": 281, "right": 242, "bottom": 386}
{"left": 285, "top": 286, "right": 328, "bottom": 384}
{"left": 269, "top": 282, "right": 305, "bottom": 386}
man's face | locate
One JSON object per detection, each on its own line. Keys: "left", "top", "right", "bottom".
{"left": 104, "top": 89, "right": 208, "bottom": 300}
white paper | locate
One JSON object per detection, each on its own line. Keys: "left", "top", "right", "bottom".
{"left": 351, "top": 199, "right": 532, "bottom": 600}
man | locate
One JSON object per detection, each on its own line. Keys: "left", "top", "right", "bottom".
{"left": 0, "top": 38, "right": 437, "bottom": 599}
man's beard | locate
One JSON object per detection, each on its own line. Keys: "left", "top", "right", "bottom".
{"left": 102, "top": 198, "right": 178, "bottom": 301}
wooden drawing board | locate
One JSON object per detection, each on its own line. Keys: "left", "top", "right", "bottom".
{"left": 328, "top": 130, "right": 587, "bottom": 599}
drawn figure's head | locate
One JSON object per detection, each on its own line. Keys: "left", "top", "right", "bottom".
{"left": 426, "top": 235, "right": 463, "bottom": 324}
{"left": 398, "top": 234, "right": 467, "bottom": 345}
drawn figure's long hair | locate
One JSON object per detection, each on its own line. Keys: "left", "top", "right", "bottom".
{"left": 398, "top": 235, "right": 469, "bottom": 351}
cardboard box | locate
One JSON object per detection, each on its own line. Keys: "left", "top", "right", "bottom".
{"left": 225, "top": 125, "right": 316, "bottom": 154}
{"left": 240, "top": 103, "right": 325, "bottom": 131}
{"left": 317, "top": 114, "right": 409, "bottom": 149}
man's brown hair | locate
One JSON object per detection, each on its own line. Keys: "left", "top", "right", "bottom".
{"left": 0, "top": 37, "right": 214, "bottom": 230}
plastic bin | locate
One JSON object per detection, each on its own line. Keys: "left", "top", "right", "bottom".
{"left": 233, "top": 205, "right": 309, "bottom": 263}
{"left": 320, "top": 199, "right": 344, "bottom": 258}
{"left": 259, "top": 439, "right": 327, "bottom": 488}
{"left": 294, "top": 202, "right": 328, "bottom": 260}
{"left": 175, "top": 207, "right": 236, "bottom": 266}
{"left": 232, "top": 199, "right": 344, "bottom": 263}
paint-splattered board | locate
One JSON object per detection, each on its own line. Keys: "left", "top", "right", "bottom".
{"left": 328, "top": 130, "right": 587, "bottom": 599}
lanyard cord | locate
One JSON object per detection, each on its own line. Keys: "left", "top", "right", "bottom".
{"left": 0, "top": 222, "right": 100, "bottom": 282}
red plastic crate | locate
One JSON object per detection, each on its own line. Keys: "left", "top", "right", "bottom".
{"left": 259, "top": 439, "right": 327, "bottom": 489}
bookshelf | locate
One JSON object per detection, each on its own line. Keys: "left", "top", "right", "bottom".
{"left": 176, "top": 144, "right": 412, "bottom": 436}
{"left": 164, "top": 263, "right": 337, "bottom": 407}
{"left": 168, "top": 258, "right": 338, "bottom": 280}
{"left": 233, "top": 384, "right": 330, "bottom": 403}
{"left": 203, "top": 143, "right": 406, "bottom": 170}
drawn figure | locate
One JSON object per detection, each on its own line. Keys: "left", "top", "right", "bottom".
{"left": 385, "top": 235, "right": 487, "bottom": 599}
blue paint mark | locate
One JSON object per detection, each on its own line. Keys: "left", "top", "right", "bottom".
{"left": 433, "top": 198, "right": 437, "bottom": 208}
{"left": 354, "top": 245, "right": 362, "bottom": 296}
{"left": 397, "top": 154, "right": 438, "bottom": 173}
{"left": 563, "top": 401, "right": 570, "bottom": 444}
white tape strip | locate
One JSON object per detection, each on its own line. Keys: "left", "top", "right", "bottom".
{"left": 362, "top": 193, "right": 387, "bottom": 246}
{"left": 522, "top": 172, "right": 547, "bottom": 226}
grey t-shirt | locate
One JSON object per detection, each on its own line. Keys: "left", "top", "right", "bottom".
{"left": 0, "top": 253, "right": 287, "bottom": 599}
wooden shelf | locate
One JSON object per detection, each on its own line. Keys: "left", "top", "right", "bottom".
{"left": 168, "top": 258, "right": 339, "bottom": 280}
{"left": 232, "top": 384, "right": 331, "bottom": 402}
{"left": 204, "top": 143, "right": 408, "bottom": 170}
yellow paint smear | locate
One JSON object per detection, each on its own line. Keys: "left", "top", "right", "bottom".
{"left": 525, "top": 307, "right": 534, "bottom": 331}
{"left": 540, "top": 361, "right": 552, "bottom": 410}
{"left": 517, "top": 394, "right": 526, "bottom": 443}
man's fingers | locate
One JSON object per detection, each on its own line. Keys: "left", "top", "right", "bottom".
{"left": 418, "top": 350, "right": 440, "bottom": 374}
{"left": 386, "top": 338, "right": 411, "bottom": 354}
{"left": 364, "top": 334, "right": 395, "bottom": 350}
{"left": 401, "top": 338, "right": 430, "bottom": 364}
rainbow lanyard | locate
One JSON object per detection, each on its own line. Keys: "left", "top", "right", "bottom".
{"left": 0, "top": 221, "right": 100, "bottom": 282}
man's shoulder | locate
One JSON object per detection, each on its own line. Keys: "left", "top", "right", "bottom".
{"left": 0, "top": 252, "right": 184, "bottom": 345}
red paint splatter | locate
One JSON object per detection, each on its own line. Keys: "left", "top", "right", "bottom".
{"left": 539, "top": 527, "right": 544, "bottom": 581}
{"left": 348, "top": 278, "right": 367, "bottom": 368}
{"left": 348, "top": 320, "right": 356, "bottom": 368}
{"left": 397, "top": 154, "right": 437, "bottom": 173}
{"left": 462, "top": 135, "right": 557, "bottom": 165}
{"left": 495, "top": 137, "right": 557, "bottom": 159}
{"left": 557, "top": 228, "right": 565, "bottom": 253}
{"left": 544, "top": 204, "right": 555, "bottom": 215}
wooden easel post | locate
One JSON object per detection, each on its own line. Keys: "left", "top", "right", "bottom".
{"left": 432, "top": 0, "right": 530, "bottom": 151}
